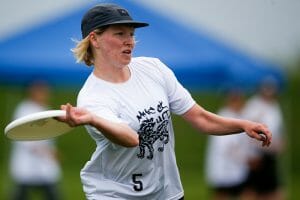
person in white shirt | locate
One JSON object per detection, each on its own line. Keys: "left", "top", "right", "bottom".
{"left": 205, "top": 90, "right": 250, "bottom": 200}
{"left": 243, "top": 77, "right": 285, "bottom": 200}
{"left": 57, "top": 3, "right": 272, "bottom": 200}
{"left": 9, "top": 81, "right": 62, "bottom": 200}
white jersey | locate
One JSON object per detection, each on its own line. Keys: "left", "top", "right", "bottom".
{"left": 9, "top": 100, "right": 61, "bottom": 184}
{"left": 77, "top": 57, "right": 195, "bottom": 200}
{"left": 205, "top": 107, "right": 249, "bottom": 187}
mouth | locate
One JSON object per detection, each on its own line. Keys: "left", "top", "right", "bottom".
{"left": 122, "top": 49, "right": 132, "bottom": 55}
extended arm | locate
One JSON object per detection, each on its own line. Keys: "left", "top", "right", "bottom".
{"left": 182, "top": 104, "right": 272, "bottom": 147}
{"left": 58, "top": 103, "right": 139, "bottom": 147}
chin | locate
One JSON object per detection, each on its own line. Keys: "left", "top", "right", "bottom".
{"left": 122, "top": 58, "right": 132, "bottom": 65}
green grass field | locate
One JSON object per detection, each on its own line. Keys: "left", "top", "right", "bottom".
{"left": 1, "top": 72, "right": 299, "bottom": 199}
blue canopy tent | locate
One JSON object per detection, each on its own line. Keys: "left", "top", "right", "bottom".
{"left": 0, "top": 0, "right": 284, "bottom": 91}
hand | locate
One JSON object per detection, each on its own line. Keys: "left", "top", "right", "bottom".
{"left": 244, "top": 121, "right": 272, "bottom": 147}
{"left": 57, "top": 103, "right": 93, "bottom": 127}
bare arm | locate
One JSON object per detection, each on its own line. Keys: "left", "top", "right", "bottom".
{"left": 58, "top": 103, "right": 139, "bottom": 147}
{"left": 182, "top": 104, "right": 272, "bottom": 147}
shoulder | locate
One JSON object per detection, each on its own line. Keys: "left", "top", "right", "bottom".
{"left": 77, "top": 74, "right": 111, "bottom": 107}
{"left": 77, "top": 74, "right": 94, "bottom": 104}
{"left": 130, "top": 57, "right": 176, "bottom": 86}
{"left": 131, "top": 57, "right": 170, "bottom": 72}
{"left": 131, "top": 56, "right": 161, "bottom": 65}
{"left": 130, "top": 57, "right": 175, "bottom": 78}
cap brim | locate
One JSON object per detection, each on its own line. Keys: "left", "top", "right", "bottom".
{"left": 97, "top": 20, "right": 149, "bottom": 28}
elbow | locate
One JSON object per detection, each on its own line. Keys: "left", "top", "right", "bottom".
{"left": 123, "top": 137, "right": 139, "bottom": 148}
{"left": 132, "top": 136, "right": 140, "bottom": 147}
{"left": 121, "top": 132, "right": 140, "bottom": 148}
{"left": 110, "top": 137, "right": 139, "bottom": 148}
{"left": 129, "top": 134, "right": 140, "bottom": 147}
{"left": 128, "top": 140, "right": 140, "bottom": 148}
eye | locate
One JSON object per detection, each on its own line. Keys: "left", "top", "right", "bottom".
{"left": 115, "top": 32, "right": 124, "bottom": 36}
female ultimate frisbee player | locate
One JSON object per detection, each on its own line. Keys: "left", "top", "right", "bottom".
{"left": 58, "top": 3, "right": 272, "bottom": 200}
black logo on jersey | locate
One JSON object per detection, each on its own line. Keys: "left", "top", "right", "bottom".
{"left": 136, "top": 101, "right": 170, "bottom": 160}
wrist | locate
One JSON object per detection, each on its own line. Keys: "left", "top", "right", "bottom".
{"left": 240, "top": 119, "right": 251, "bottom": 133}
{"left": 88, "top": 113, "right": 96, "bottom": 126}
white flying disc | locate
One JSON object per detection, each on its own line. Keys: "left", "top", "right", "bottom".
{"left": 4, "top": 110, "right": 73, "bottom": 141}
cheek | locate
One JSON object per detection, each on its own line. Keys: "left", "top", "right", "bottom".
{"left": 103, "top": 38, "right": 122, "bottom": 52}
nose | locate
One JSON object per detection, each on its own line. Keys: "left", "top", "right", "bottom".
{"left": 124, "top": 35, "right": 135, "bottom": 47}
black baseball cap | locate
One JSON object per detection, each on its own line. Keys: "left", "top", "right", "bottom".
{"left": 81, "top": 3, "right": 149, "bottom": 38}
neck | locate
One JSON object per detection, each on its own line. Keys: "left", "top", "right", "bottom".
{"left": 93, "top": 62, "right": 130, "bottom": 83}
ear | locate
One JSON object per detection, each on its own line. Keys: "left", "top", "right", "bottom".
{"left": 89, "top": 32, "right": 100, "bottom": 48}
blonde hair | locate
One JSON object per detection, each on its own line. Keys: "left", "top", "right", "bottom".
{"left": 71, "top": 28, "right": 107, "bottom": 66}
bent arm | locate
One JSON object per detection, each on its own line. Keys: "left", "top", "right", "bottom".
{"left": 89, "top": 115, "right": 139, "bottom": 147}
{"left": 182, "top": 104, "right": 272, "bottom": 146}
{"left": 59, "top": 103, "right": 139, "bottom": 147}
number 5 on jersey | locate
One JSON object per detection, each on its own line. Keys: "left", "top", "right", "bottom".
{"left": 132, "top": 174, "right": 143, "bottom": 191}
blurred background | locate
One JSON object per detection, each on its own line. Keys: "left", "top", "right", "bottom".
{"left": 0, "top": 0, "right": 299, "bottom": 199}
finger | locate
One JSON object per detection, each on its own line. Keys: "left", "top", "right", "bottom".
{"left": 257, "top": 132, "right": 266, "bottom": 146}
{"left": 66, "top": 104, "right": 71, "bottom": 118}
{"left": 251, "top": 132, "right": 266, "bottom": 147}
{"left": 65, "top": 103, "right": 75, "bottom": 125}
{"left": 251, "top": 131, "right": 264, "bottom": 141}
{"left": 67, "top": 103, "right": 80, "bottom": 127}
{"left": 259, "top": 130, "right": 271, "bottom": 147}
{"left": 262, "top": 129, "right": 272, "bottom": 146}
{"left": 60, "top": 104, "right": 67, "bottom": 110}
{"left": 57, "top": 104, "right": 74, "bottom": 125}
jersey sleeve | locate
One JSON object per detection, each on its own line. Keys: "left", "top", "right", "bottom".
{"left": 78, "top": 95, "right": 128, "bottom": 124}
{"left": 153, "top": 58, "right": 195, "bottom": 115}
